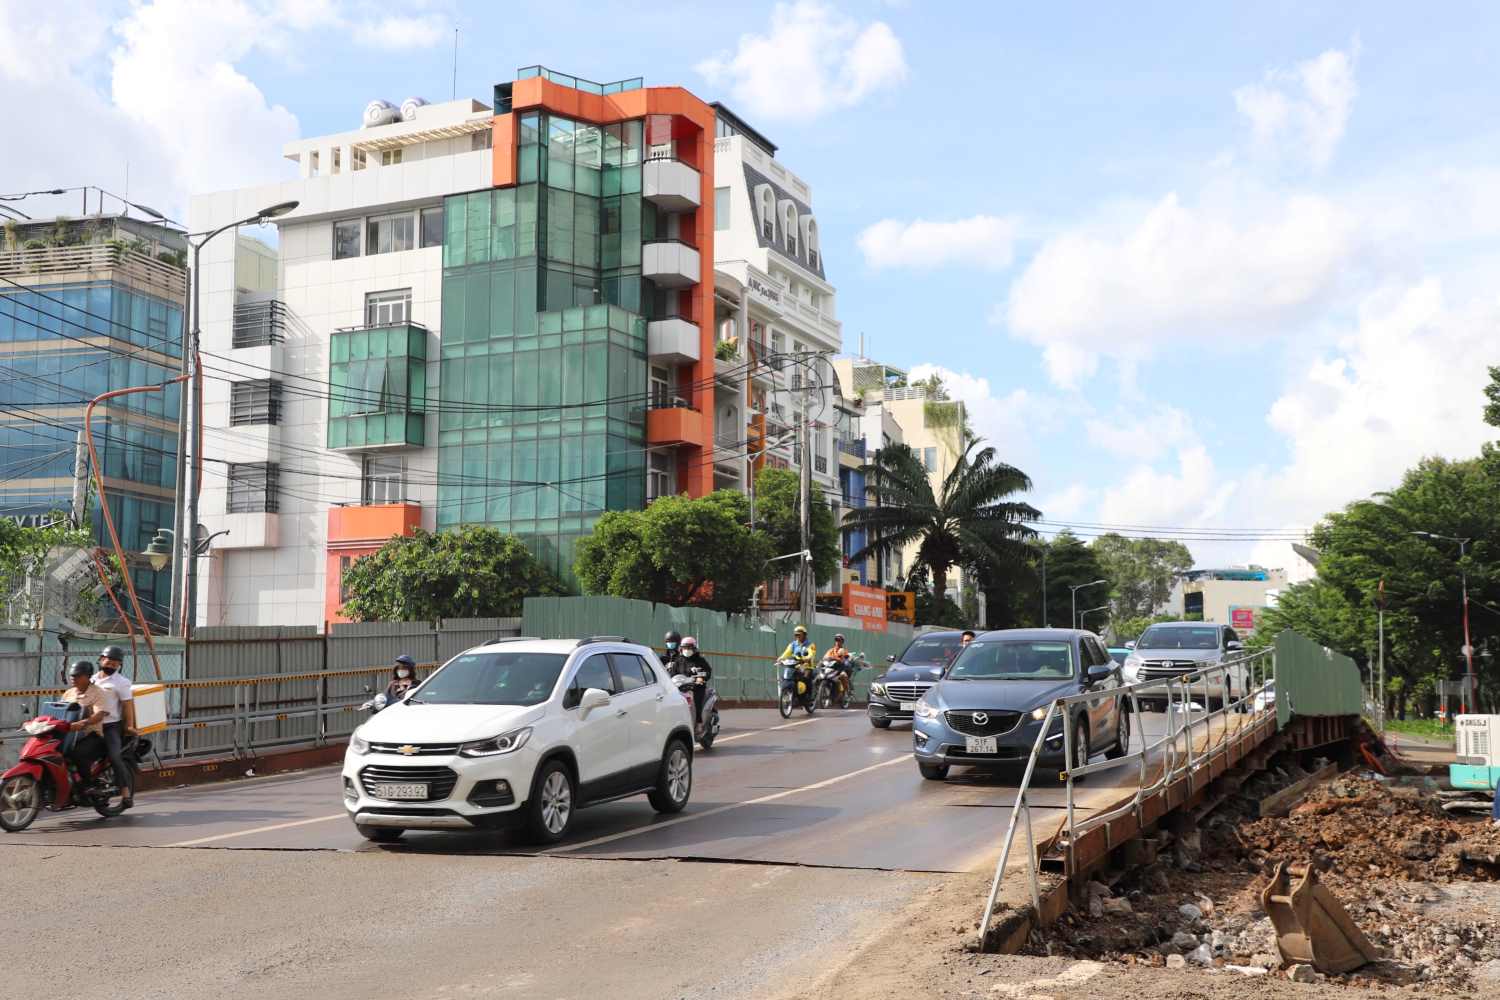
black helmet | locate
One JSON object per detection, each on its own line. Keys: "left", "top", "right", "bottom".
{"left": 394, "top": 654, "right": 416, "bottom": 668}
{"left": 68, "top": 660, "right": 93, "bottom": 678}
{"left": 664, "top": 630, "right": 681, "bottom": 647}
{"left": 101, "top": 645, "right": 127, "bottom": 663}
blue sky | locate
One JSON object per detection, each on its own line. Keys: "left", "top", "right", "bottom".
{"left": 6, "top": 1, "right": 1499, "bottom": 572}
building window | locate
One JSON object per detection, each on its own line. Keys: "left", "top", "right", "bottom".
{"left": 922, "top": 447, "right": 937, "bottom": 473}
{"left": 756, "top": 185, "right": 776, "bottom": 240}
{"left": 308, "top": 150, "right": 319, "bottom": 177}
{"left": 333, "top": 219, "right": 361, "bottom": 260}
{"left": 420, "top": 206, "right": 444, "bottom": 248}
{"left": 782, "top": 202, "right": 799, "bottom": 255}
{"left": 649, "top": 365, "right": 671, "bottom": 408}
{"left": 471, "top": 129, "right": 492, "bottom": 151}
{"left": 367, "top": 213, "right": 414, "bottom": 254}
{"left": 338, "top": 555, "right": 355, "bottom": 604}
{"left": 228, "top": 463, "right": 279, "bottom": 513}
{"left": 648, "top": 451, "right": 673, "bottom": 501}
{"left": 331, "top": 148, "right": 342, "bottom": 174}
{"left": 352, "top": 149, "right": 367, "bottom": 171}
{"left": 381, "top": 148, "right": 403, "bottom": 166}
{"left": 229, "top": 379, "right": 282, "bottom": 426}
{"left": 714, "top": 187, "right": 730, "bottom": 231}
{"left": 365, "top": 289, "right": 412, "bottom": 327}
{"left": 362, "top": 455, "right": 406, "bottom": 504}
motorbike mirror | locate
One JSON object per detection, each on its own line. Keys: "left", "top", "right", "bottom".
{"left": 373, "top": 693, "right": 389, "bottom": 708}
{"left": 886, "top": 654, "right": 896, "bottom": 663}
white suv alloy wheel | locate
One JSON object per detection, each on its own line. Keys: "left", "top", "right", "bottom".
{"left": 666, "top": 744, "right": 691, "bottom": 804}
{"left": 540, "top": 769, "right": 572, "bottom": 834}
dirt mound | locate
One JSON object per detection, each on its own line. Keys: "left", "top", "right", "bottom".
{"left": 1222, "top": 775, "right": 1500, "bottom": 881}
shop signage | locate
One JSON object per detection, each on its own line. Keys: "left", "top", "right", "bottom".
{"left": 748, "top": 274, "right": 782, "bottom": 306}
{"left": 843, "top": 583, "right": 888, "bottom": 632}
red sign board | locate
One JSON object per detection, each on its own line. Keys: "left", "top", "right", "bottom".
{"left": 1230, "top": 606, "right": 1257, "bottom": 634}
{"left": 843, "top": 583, "right": 888, "bottom": 633}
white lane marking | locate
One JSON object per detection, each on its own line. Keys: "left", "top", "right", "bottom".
{"left": 715, "top": 717, "right": 819, "bottom": 744}
{"left": 165, "top": 813, "right": 347, "bottom": 847}
{"left": 546, "top": 753, "right": 909, "bottom": 854}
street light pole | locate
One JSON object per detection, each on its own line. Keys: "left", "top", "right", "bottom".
{"left": 1039, "top": 545, "right": 1048, "bottom": 627}
{"left": 1070, "top": 579, "right": 1107, "bottom": 630}
{"left": 181, "top": 200, "right": 298, "bottom": 639}
{"left": 1412, "top": 531, "right": 1477, "bottom": 714}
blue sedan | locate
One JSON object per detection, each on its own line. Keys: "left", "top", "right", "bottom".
{"left": 911, "top": 628, "right": 1130, "bottom": 781}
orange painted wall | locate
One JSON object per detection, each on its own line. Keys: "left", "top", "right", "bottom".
{"left": 324, "top": 504, "right": 422, "bottom": 625}
{"left": 499, "top": 77, "right": 718, "bottom": 498}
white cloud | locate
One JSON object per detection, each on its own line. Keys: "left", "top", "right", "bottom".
{"left": 1039, "top": 483, "right": 1091, "bottom": 522}
{"left": 1005, "top": 187, "right": 1356, "bottom": 387}
{"left": 1234, "top": 43, "right": 1359, "bottom": 169}
{"left": 354, "top": 14, "right": 446, "bottom": 50}
{"left": 1085, "top": 406, "right": 1194, "bottom": 462}
{"left": 1098, "top": 446, "right": 1237, "bottom": 532}
{"left": 696, "top": 1, "right": 907, "bottom": 122}
{"left": 857, "top": 215, "right": 1019, "bottom": 271}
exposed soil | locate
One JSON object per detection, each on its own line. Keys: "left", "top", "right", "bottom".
{"left": 1030, "top": 770, "right": 1500, "bottom": 994}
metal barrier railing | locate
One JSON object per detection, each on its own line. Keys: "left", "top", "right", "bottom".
{"left": 976, "top": 648, "right": 1277, "bottom": 949}
{"left": 0, "top": 663, "right": 437, "bottom": 770}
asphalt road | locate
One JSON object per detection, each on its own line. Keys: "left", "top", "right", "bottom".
{"left": 3, "top": 707, "right": 1169, "bottom": 867}
{"left": 0, "top": 707, "right": 1184, "bottom": 1000}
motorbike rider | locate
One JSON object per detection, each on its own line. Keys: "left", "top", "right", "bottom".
{"left": 385, "top": 654, "right": 419, "bottom": 705}
{"left": 662, "top": 630, "right": 683, "bottom": 667}
{"left": 670, "top": 636, "right": 713, "bottom": 722}
{"left": 61, "top": 660, "right": 130, "bottom": 803}
{"left": 781, "top": 625, "right": 817, "bottom": 694}
{"left": 825, "top": 633, "right": 852, "bottom": 692}
{"left": 90, "top": 645, "right": 136, "bottom": 808}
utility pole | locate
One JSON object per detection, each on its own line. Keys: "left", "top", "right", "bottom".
{"left": 1377, "top": 578, "right": 1386, "bottom": 732}
{"left": 1040, "top": 545, "right": 1048, "bottom": 627}
{"left": 184, "top": 238, "right": 203, "bottom": 639}
{"left": 798, "top": 394, "right": 813, "bottom": 626}
{"left": 169, "top": 264, "right": 190, "bottom": 636}
{"left": 70, "top": 430, "right": 88, "bottom": 527}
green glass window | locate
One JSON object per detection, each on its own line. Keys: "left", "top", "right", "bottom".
{"left": 327, "top": 321, "right": 427, "bottom": 449}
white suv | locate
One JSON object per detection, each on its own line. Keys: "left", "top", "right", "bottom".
{"left": 342, "top": 636, "right": 695, "bottom": 844}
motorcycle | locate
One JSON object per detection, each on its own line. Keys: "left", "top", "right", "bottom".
{"left": 0, "top": 704, "right": 148, "bottom": 833}
{"left": 777, "top": 657, "right": 822, "bottom": 719}
{"left": 672, "top": 670, "right": 721, "bottom": 750}
{"left": 817, "top": 652, "right": 865, "bottom": 710}
{"left": 359, "top": 691, "right": 389, "bottom": 713}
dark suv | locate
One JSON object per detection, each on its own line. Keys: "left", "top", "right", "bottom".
{"left": 867, "top": 630, "right": 965, "bottom": 729}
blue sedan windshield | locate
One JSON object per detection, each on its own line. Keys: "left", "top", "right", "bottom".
{"left": 948, "top": 641, "right": 1074, "bottom": 680}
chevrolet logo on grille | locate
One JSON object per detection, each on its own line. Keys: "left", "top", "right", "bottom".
{"left": 396, "top": 745, "right": 419, "bottom": 756}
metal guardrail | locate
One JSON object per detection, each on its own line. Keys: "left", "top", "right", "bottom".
{"left": 976, "top": 648, "right": 1277, "bottom": 949}
{"left": 0, "top": 662, "right": 437, "bottom": 770}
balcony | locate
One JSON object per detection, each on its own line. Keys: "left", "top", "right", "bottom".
{"left": 327, "top": 502, "right": 422, "bottom": 546}
{"left": 642, "top": 239, "right": 700, "bottom": 289}
{"left": 328, "top": 322, "right": 428, "bottom": 450}
{"left": 642, "top": 157, "right": 702, "bottom": 212}
{"left": 233, "top": 299, "right": 288, "bottom": 348}
{"left": 646, "top": 316, "right": 700, "bottom": 365}
{"left": 837, "top": 437, "right": 866, "bottom": 460}
{"left": 646, "top": 401, "right": 708, "bottom": 448}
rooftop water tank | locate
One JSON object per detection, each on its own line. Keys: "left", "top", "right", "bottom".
{"left": 363, "top": 99, "right": 399, "bottom": 128}
{"left": 399, "top": 97, "right": 428, "bottom": 122}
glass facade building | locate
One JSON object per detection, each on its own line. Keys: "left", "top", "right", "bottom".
{"left": 0, "top": 261, "right": 185, "bottom": 625}
{"left": 438, "top": 107, "right": 674, "bottom": 582}
{"left": 328, "top": 321, "right": 427, "bottom": 449}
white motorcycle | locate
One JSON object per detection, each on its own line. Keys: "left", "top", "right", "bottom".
{"left": 672, "top": 670, "right": 720, "bottom": 750}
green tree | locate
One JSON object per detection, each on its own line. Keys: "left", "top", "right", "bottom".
{"left": 844, "top": 441, "right": 1038, "bottom": 605}
{"left": 1113, "top": 612, "right": 1180, "bottom": 644}
{"left": 1037, "top": 531, "right": 1110, "bottom": 628}
{"left": 1484, "top": 365, "right": 1500, "bottom": 427}
{"left": 340, "top": 526, "right": 562, "bottom": 622}
{"left": 752, "top": 467, "right": 840, "bottom": 585}
{"left": 1092, "top": 533, "right": 1195, "bottom": 619}
{"left": 575, "top": 490, "right": 774, "bottom": 612}
{"left": 0, "top": 512, "right": 98, "bottom": 629}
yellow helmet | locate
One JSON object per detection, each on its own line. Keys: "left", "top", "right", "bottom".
{"left": 793, "top": 625, "right": 808, "bottom": 636}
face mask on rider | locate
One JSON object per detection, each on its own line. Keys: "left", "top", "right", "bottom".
{"left": 396, "top": 668, "right": 412, "bottom": 679}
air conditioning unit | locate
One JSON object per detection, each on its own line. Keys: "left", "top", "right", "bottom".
{"left": 1455, "top": 715, "right": 1500, "bottom": 766}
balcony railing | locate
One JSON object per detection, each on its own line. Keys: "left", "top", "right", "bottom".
{"left": 814, "top": 455, "right": 828, "bottom": 474}
{"left": 233, "top": 299, "right": 289, "bottom": 348}
{"left": 0, "top": 242, "right": 185, "bottom": 298}
{"left": 837, "top": 437, "right": 866, "bottom": 459}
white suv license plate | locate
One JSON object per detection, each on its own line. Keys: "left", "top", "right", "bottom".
{"left": 899, "top": 701, "right": 917, "bottom": 712}
{"left": 965, "top": 736, "right": 998, "bottom": 754}
{"left": 373, "top": 782, "right": 428, "bottom": 800}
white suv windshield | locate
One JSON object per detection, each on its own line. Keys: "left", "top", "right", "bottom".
{"left": 948, "top": 641, "right": 1074, "bottom": 680}
{"left": 1138, "top": 626, "right": 1219, "bottom": 650}
{"left": 411, "top": 651, "right": 567, "bottom": 706}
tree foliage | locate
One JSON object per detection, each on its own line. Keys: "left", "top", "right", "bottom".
{"left": 752, "top": 467, "right": 840, "bottom": 585}
{"left": 0, "top": 512, "right": 99, "bottom": 628}
{"left": 1485, "top": 365, "right": 1500, "bottom": 428}
{"left": 1092, "top": 533, "right": 1194, "bottom": 619}
{"left": 340, "top": 526, "right": 562, "bottom": 622}
{"left": 1037, "top": 530, "right": 1111, "bottom": 629}
{"left": 845, "top": 441, "right": 1038, "bottom": 605}
{"left": 574, "top": 491, "right": 774, "bottom": 612}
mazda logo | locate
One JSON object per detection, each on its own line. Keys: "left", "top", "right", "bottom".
{"left": 972, "top": 712, "right": 989, "bottom": 725}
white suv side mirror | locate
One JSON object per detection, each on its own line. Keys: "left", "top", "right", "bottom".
{"left": 578, "top": 687, "right": 611, "bottom": 717}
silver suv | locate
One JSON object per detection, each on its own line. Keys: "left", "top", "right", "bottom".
{"left": 1120, "top": 622, "right": 1246, "bottom": 709}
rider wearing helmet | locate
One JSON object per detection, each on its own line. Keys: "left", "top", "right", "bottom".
{"left": 91, "top": 644, "right": 136, "bottom": 807}
{"left": 662, "top": 630, "right": 682, "bottom": 668}
{"left": 62, "top": 659, "right": 129, "bottom": 803}
{"left": 385, "top": 654, "right": 418, "bottom": 705}
{"left": 826, "top": 633, "right": 850, "bottom": 664}
{"left": 780, "top": 625, "right": 817, "bottom": 670}
{"left": 671, "top": 636, "right": 713, "bottom": 722}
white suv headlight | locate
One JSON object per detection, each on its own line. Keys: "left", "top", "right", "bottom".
{"left": 349, "top": 731, "right": 371, "bottom": 755}
{"left": 458, "top": 727, "right": 532, "bottom": 758}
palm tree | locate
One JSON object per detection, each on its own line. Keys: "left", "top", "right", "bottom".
{"left": 844, "top": 441, "right": 1039, "bottom": 605}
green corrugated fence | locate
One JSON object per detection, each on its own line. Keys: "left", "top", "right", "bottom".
{"left": 1274, "top": 629, "right": 1365, "bottom": 728}
{"left": 521, "top": 596, "right": 918, "bottom": 702}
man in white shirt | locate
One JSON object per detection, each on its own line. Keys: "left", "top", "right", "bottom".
{"left": 90, "top": 645, "right": 135, "bottom": 807}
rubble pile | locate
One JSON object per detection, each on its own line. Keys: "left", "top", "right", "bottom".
{"left": 1032, "top": 770, "right": 1500, "bottom": 993}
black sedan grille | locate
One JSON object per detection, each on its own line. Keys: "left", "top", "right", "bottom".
{"left": 359, "top": 765, "right": 458, "bottom": 802}
{"left": 944, "top": 710, "right": 1022, "bottom": 737}
{"left": 883, "top": 682, "right": 933, "bottom": 702}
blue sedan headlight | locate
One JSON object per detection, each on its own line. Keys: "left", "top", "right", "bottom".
{"left": 914, "top": 700, "right": 940, "bottom": 720}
